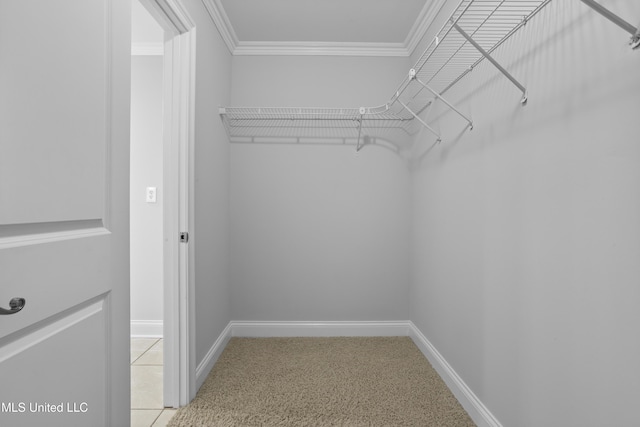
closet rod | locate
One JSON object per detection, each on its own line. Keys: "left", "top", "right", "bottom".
{"left": 580, "top": 0, "right": 640, "bottom": 49}
{"left": 222, "top": 117, "right": 402, "bottom": 122}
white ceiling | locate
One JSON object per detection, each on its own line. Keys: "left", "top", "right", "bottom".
{"left": 221, "top": 0, "right": 426, "bottom": 43}
{"left": 132, "top": 0, "right": 446, "bottom": 57}
{"left": 206, "top": 0, "right": 445, "bottom": 56}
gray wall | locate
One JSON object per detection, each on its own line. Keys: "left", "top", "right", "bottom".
{"left": 130, "top": 55, "right": 164, "bottom": 331}
{"left": 409, "top": 1, "right": 640, "bottom": 426}
{"left": 229, "top": 56, "right": 412, "bottom": 320}
{"left": 186, "top": 3, "right": 640, "bottom": 424}
{"left": 183, "top": 0, "right": 233, "bottom": 369}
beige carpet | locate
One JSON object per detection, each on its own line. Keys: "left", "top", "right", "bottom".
{"left": 167, "top": 337, "right": 476, "bottom": 426}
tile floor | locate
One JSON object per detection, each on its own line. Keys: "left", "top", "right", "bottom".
{"left": 131, "top": 338, "right": 177, "bottom": 427}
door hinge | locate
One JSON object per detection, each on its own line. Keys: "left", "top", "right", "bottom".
{"left": 179, "top": 232, "right": 189, "bottom": 243}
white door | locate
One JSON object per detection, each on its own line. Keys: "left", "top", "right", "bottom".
{"left": 0, "top": 1, "right": 130, "bottom": 426}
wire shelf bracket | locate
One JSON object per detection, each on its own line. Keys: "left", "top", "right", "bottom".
{"left": 451, "top": 21, "right": 528, "bottom": 105}
{"left": 396, "top": 98, "right": 441, "bottom": 144}
{"left": 580, "top": 0, "right": 640, "bottom": 49}
{"left": 355, "top": 107, "right": 365, "bottom": 152}
{"left": 408, "top": 68, "right": 473, "bottom": 130}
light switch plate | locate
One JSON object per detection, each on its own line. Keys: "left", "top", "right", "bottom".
{"left": 146, "top": 187, "right": 157, "bottom": 203}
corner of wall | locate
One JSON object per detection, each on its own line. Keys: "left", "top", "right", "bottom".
{"left": 408, "top": 322, "right": 503, "bottom": 427}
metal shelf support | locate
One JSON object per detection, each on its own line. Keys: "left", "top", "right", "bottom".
{"left": 355, "top": 107, "right": 365, "bottom": 152}
{"left": 580, "top": 0, "right": 640, "bottom": 49}
{"left": 409, "top": 69, "right": 473, "bottom": 130}
{"left": 451, "top": 21, "right": 528, "bottom": 105}
{"left": 396, "top": 97, "right": 441, "bottom": 144}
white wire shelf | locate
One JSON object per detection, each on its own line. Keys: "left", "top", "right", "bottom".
{"left": 220, "top": 0, "right": 553, "bottom": 152}
{"left": 395, "top": 0, "right": 552, "bottom": 106}
{"left": 219, "top": 106, "right": 418, "bottom": 152}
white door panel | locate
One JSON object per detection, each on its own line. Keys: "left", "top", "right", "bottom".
{"left": 0, "top": 0, "right": 130, "bottom": 426}
{"left": 0, "top": 0, "right": 107, "bottom": 225}
{"left": 0, "top": 238, "right": 110, "bottom": 336}
{"left": 0, "top": 298, "right": 107, "bottom": 427}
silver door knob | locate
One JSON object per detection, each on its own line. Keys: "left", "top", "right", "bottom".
{"left": 0, "top": 297, "right": 26, "bottom": 315}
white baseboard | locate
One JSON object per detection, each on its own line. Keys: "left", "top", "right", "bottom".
{"left": 131, "top": 320, "right": 163, "bottom": 338}
{"left": 230, "top": 320, "right": 412, "bottom": 337}
{"left": 408, "top": 322, "right": 502, "bottom": 427}
{"left": 195, "top": 322, "right": 233, "bottom": 391}
{"left": 194, "top": 320, "right": 501, "bottom": 427}
{"left": 195, "top": 321, "right": 409, "bottom": 391}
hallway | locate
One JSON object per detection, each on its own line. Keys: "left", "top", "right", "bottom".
{"left": 131, "top": 339, "right": 176, "bottom": 427}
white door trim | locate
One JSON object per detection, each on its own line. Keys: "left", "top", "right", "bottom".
{"left": 136, "top": 0, "right": 195, "bottom": 408}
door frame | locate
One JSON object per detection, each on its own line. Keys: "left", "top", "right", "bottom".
{"left": 136, "top": 0, "right": 196, "bottom": 407}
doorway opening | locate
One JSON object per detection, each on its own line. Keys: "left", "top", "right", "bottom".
{"left": 131, "top": 0, "right": 167, "bottom": 422}
{"left": 130, "top": 0, "right": 196, "bottom": 418}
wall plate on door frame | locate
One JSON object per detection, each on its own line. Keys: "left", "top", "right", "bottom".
{"left": 146, "top": 186, "right": 157, "bottom": 203}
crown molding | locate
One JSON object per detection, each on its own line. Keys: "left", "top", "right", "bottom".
{"left": 233, "top": 41, "right": 410, "bottom": 57}
{"left": 139, "top": 0, "right": 195, "bottom": 35}
{"left": 405, "top": 0, "right": 449, "bottom": 56}
{"left": 201, "top": 0, "right": 238, "bottom": 53}
{"left": 201, "top": 0, "right": 445, "bottom": 57}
